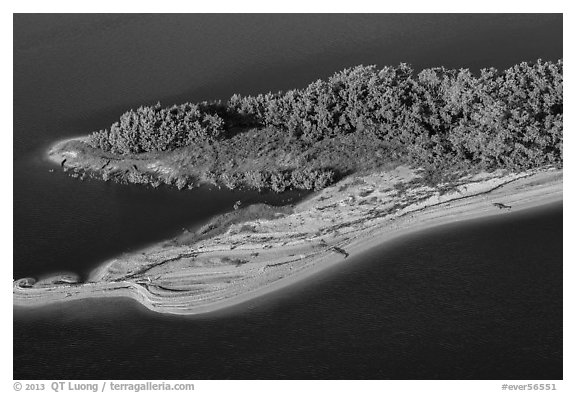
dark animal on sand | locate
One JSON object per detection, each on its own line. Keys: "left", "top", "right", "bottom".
{"left": 61, "top": 158, "right": 67, "bottom": 167}
{"left": 493, "top": 202, "right": 512, "bottom": 210}
{"left": 333, "top": 246, "right": 349, "bottom": 258}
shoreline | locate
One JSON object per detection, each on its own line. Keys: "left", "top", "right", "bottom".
{"left": 203, "top": 198, "right": 564, "bottom": 316}
{"left": 45, "top": 136, "right": 90, "bottom": 163}
{"left": 14, "top": 160, "right": 563, "bottom": 315}
{"left": 155, "top": 181, "right": 564, "bottom": 316}
{"left": 45, "top": 136, "right": 221, "bottom": 190}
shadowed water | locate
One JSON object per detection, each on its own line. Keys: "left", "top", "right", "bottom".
{"left": 14, "top": 203, "right": 562, "bottom": 379}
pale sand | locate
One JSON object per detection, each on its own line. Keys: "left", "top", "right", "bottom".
{"left": 14, "top": 148, "right": 563, "bottom": 315}
{"left": 45, "top": 136, "right": 90, "bottom": 162}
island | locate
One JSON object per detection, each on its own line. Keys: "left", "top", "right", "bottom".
{"left": 14, "top": 60, "right": 563, "bottom": 315}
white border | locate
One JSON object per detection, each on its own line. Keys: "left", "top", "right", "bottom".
{"left": 3, "top": 3, "right": 572, "bottom": 392}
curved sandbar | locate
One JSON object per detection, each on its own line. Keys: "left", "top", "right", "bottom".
{"left": 14, "top": 155, "right": 563, "bottom": 315}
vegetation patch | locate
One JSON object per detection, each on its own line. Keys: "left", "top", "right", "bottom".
{"left": 64, "top": 60, "right": 562, "bottom": 192}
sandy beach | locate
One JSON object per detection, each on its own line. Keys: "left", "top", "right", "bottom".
{"left": 14, "top": 141, "right": 563, "bottom": 316}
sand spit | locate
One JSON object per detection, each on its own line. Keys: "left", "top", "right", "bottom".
{"left": 15, "top": 158, "right": 563, "bottom": 315}
{"left": 45, "top": 137, "right": 194, "bottom": 187}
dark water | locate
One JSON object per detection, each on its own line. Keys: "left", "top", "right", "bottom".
{"left": 14, "top": 14, "right": 562, "bottom": 379}
{"left": 14, "top": 203, "right": 563, "bottom": 379}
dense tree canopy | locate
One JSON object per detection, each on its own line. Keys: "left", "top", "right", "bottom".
{"left": 87, "top": 60, "right": 562, "bottom": 191}
{"left": 89, "top": 102, "right": 226, "bottom": 154}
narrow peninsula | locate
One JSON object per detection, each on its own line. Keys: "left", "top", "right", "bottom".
{"left": 14, "top": 60, "right": 563, "bottom": 315}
